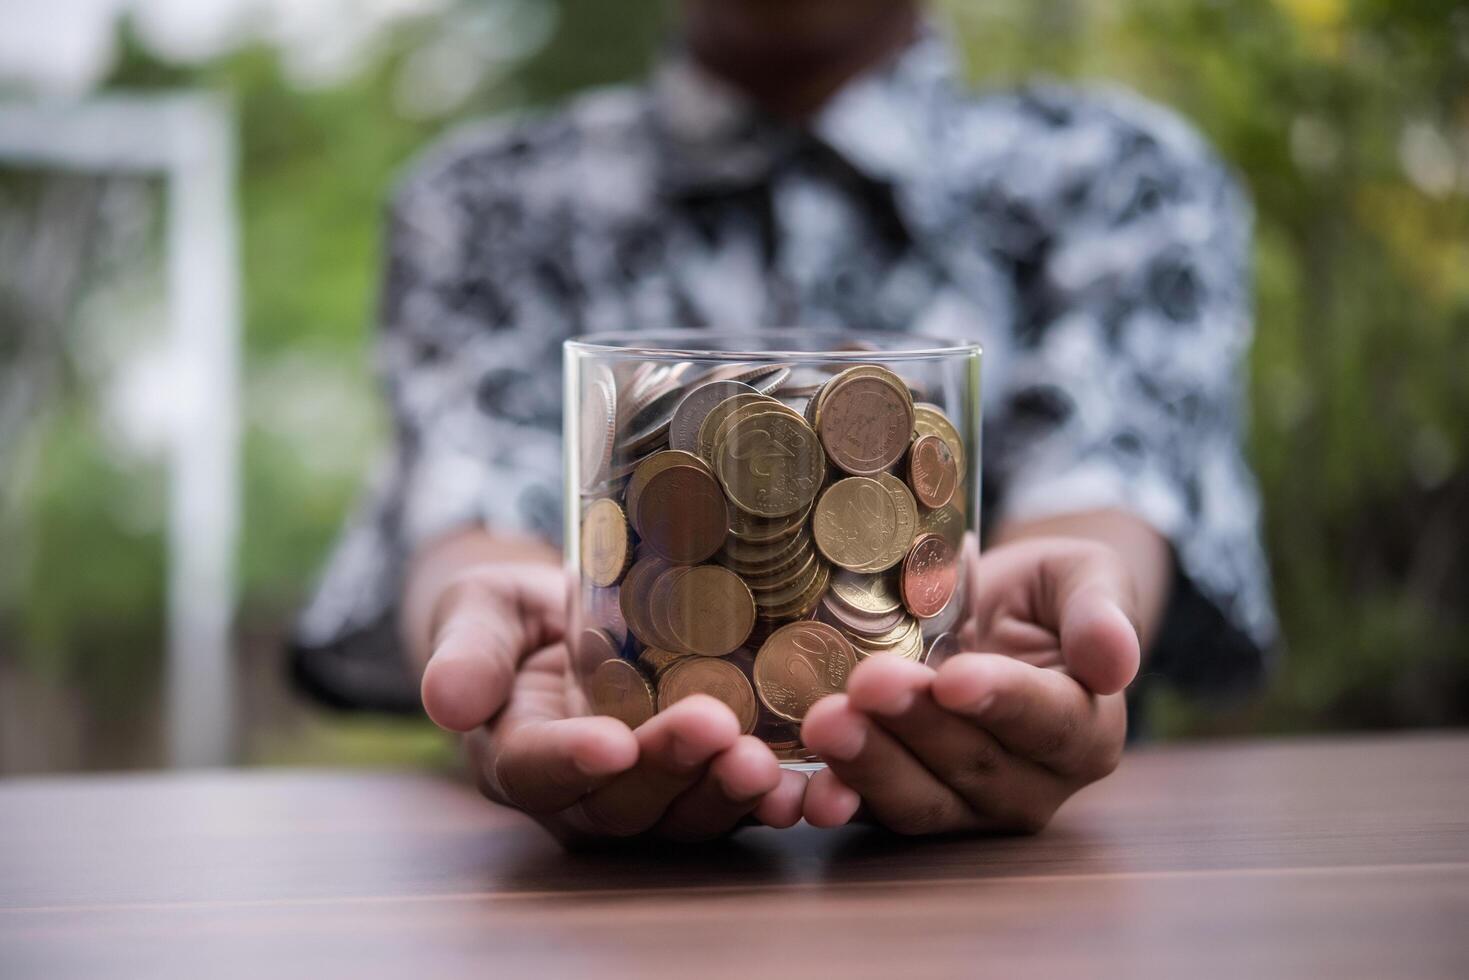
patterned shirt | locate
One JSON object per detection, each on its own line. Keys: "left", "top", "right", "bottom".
{"left": 292, "top": 26, "right": 1276, "bottom": 712}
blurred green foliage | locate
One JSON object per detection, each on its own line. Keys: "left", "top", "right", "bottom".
{"left": 2, "top": 0, "right": 1464, "bottom": 769}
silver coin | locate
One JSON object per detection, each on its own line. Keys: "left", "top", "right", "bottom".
{"left": 668, "top": 380, "right": 760, "bottom": 453}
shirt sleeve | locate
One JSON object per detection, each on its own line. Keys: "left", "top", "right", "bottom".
{"left": 986, "top": 86, "right": 1277, "bottom": 695}
{"left": 290, "top": 127, "right": 567, "bottom": 712}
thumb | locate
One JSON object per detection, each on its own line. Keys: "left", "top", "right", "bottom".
{"left": 420, "top": 565, "right": 567, "bottom": 732}
{"left": 1051, "top": 544, "right": 1141, "bottom": 696}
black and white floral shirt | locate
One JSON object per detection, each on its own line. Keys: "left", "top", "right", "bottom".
{"left": 292, "top": 26, "right": 1276, "bottom": 711}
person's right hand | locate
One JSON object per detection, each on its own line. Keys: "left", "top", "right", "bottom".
{"left": 419, "top": 561, "right": 807, "bottom": 844}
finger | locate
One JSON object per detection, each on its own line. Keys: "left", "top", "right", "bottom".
{"left": 848, "top": 655, "right": 1067, "bottom": 829}
{"left": 752, "top": 768, "right": 808, "bottom": 829}
{"left": 486, "top": 716, "right": 640, "bottom": 813}
{"left": 801, "top": 694, "right": 977, "bottom": 836}
{"left": 655, "top": 736, "right": 781, "bottom": 841}
{"left": 802, "top": 766, "right": 862, "bottom": 829}
{"left": 568, "top": 695, "right": 742, "bottom": 837}
{"left": 1042, "top": 544, "right": 1141, "bottom": 694}
{"left": 933, "top": 653, "right": 1119, "bottom": 778}
{"left": 421, "top": 567, "right": 567, "bottom": 731}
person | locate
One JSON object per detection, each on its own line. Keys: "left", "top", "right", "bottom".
{"left": 292, "top": 0, "right": 1275, "bottom": 842}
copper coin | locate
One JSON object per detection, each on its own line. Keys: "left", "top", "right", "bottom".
{"left": 588, "top": 658, "right": 656, "bottom": 729}
{"left": 665, "top": 564, "right": 756, "bottom": 656}
{"left": 625, "top": 450, "right": 703, "bottom": 532}
{"left": 619, "top": 555, "right": 671, "bottom": 649}
{"left": 669, "top": 380, "right": 759, "bottom": 454}
{"left": 582, "top": 585, "right": 629, "bottom": 649}
{"left": 647, "top": 564, "right": 695, "bottom": 653}
{"left": 657, "top": 657, "right": 758, "bottom": 734}
{"left": 901, "top": 533, "right": 959, "bottom": 618}
{"left": 635, "top": 460, "right": 728, "bottom": 565}
{"left": 907, "top": 433, "right": 959, "bottom": 509}
{"left": 580, "top": 498, "right": 630, "bottom": 587}
{"left": 753, "top": 620, "right": 857, "bottom": 722}
{"left": 816, "top": 366, "right": 914, "bottom": 476}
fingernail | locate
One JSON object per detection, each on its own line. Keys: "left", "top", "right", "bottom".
{"left": 820, "top": 718, "right": 867, "bottom": 762}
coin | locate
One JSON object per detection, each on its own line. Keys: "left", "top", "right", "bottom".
{"left": 669, "top": 380, "right": 759, "bottom": 454}
{"left": 818, "top": 591, "right": 907, "bottom": 637}
{"left": 665, "top": 564, "right": 756, "bottom": 656}
{"left": 696, "top": 392, "right": 780, "bottom": 467}
{"left": 829, "top": 568, "right": 902, "bottom": 616}
{"left": 727, "top": 500, "right": 812, "bottom": 544}
{"left": 924, "top": 632, "right": 960, "bottom": 669}
{"left": 901, "top": 533, "right": 958, "bottom": 618}
{"left": 812, "top": 475, "right": 916, "bottom": 573}
{"left": 633, "top": 457, "right": 728, "bottom": 564}
{"left": 753, "top": 621, "right": 856, "bottom": 722}
{"left": 638, "top": 646, "right": 690, "bottom": 678}
{"left": 816, "top": 366, "right": 915, "bottom": 476}
{"left": 657, "top": 657, "right": 758, "bottom": 734}
{"left": 577, "top": 627, "right": 623, "bottom": 676}
{"left": 579, "top": 498, "right": 630, "bottom": 587}
{"left": 619, "top": 555, "right": 671, "bottom": 649}
{"left": 582, "top": 585, "right": 628, "bottom": 648}
{"left": 588, "top": 658, "right": 656, "bottom": 729}
{"left": 907, "top": 433, "right": 959, "bottom": 508}
{"left": 913, "top": 402, "right": 965, "bottom": 474}
{"left": 918, "top": 501, "right": 965, "bottom": 552}
{"left": 579, "top": 371, "right": 617, "bottom": 490}
{"left": 715, "top": 406, "right": 824, "bottom": 518}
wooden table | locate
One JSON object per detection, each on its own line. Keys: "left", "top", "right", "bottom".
{"left": 1, "top": 734, "right": 1466, "bottom": 979}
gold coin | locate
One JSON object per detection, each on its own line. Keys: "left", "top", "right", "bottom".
{"left": 753, "top": 621, "right": 857, "bottom": 722}
{"left": 815, "top": 366, "right": 915, "bottom": 476}
{"left": 728, "top": 500, "right": 812, "bottom": 544}
{"left": 756, "top": 560, "right": 831, "bottom": 621}
{"left": 588, "top": 658, "right": 656, "bottom": 729}
{"left": 913, "top": 402, "right": 965, "bottom": 475}
{"left": 907, "top": 433, "right": 959, "bottom": 509}
{"left": 619, "top": 555, "right": 671, "bottom": 649}
{"left": 657, "top": 657, "right": 758, "bottom": 734}
{"left": 665, "top": 564, "right": 756, "bottom": 656}
{"left": 918, "top": 501, "right": 965, "bottom": 553}
{"left": 829, "top": 567, "right": 902, "bottom": 616}
{"left": 580, "top": 498, "right": 630, "bottom": 587}
{"left": 715, "top": 406, "right": 825, "bottom": 518}
{"left": 696, "top": 392, "right": 780, "bottom": 467}
{"left": 637, "top": 646, "right": 690, "bottom": 678}
{"left": 812, "top": 475, "right": 916, "bottom": 573}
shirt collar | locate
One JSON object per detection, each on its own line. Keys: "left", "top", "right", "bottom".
{"left": 650, "top": 21, "right": 965, "bottom": 198}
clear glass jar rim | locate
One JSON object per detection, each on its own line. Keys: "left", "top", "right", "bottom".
{"left": 565, "top": 328, "right": 982, "bottom": 362}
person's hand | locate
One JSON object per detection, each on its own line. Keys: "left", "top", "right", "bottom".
{"left": 419, "top": 562, "right": 806, "bottom": 844}
{"left": 799, "top": 537, "right": 1140, "bottom": 835}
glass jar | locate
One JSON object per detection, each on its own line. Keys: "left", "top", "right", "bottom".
{"left": 564, "top": 330, "right": 981, "bottom": 768}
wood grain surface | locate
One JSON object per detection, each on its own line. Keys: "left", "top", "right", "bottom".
{"left": 1, "top": 734, "right": 1466, "bottom": 979}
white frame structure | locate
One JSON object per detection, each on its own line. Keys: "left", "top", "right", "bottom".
{"left": 0, "top": 94, "right": 241, "bottom": 767}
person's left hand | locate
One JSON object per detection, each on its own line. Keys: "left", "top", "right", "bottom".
{"left": 799, "top": 536, "right": 1141, "bottom": 834}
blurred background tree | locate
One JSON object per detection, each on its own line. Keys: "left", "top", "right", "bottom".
{"left": 0, "top": 0, "right": 1464, "bottom": 771}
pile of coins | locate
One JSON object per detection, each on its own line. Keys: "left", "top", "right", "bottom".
{"left": 576, "top": 359, "right": 970, "bottom": 760}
